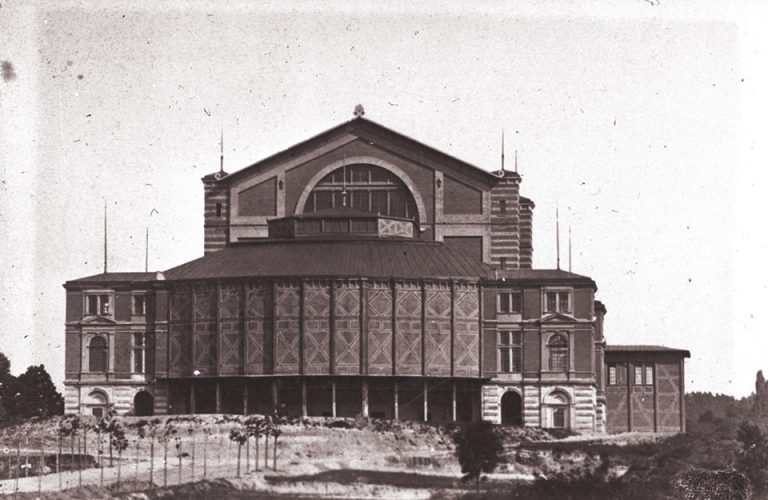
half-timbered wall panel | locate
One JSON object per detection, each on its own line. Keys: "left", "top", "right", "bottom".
{"left": 245, "top": 284, "right": 272, "bottom": 374}
{"left": 274, "top": 283, "right": 301, "bottom": 374}
{"left": 193, "top": 286, "right": 217, "bottom": 374}
{"left": 367, "top": 282, "right": 393, "bottom": 375}
{"left": 606, "top": 385, "right": 629, "bottom": 433}
{"left": 334, "top": 283, "right": 361, "bottom": 375}
{"left": 631, "top": 385, "right": 655, "bottom": 432}
{"left": 169, "top": 288, "right": 193, "bottom": 377}
{"left": 657, "top": 362, "right": 682, "bottom": 432}
{"left": 304, "top": 284, "right": 331, "bottom": 374}
{"left": 395, "top": 282, "right": 422, "bottom": 375}
{"left": 425, "top": 283, "right": 452, "bottom": 376}
{"left": 218, "top": 285, "right": 242, "bottom": 375}
{"left": 453, "top": 284, "right": 479, "bottom": 377}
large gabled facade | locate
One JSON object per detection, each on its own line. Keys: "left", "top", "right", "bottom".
{"left": 63, "top": 113, "right": 688, "bottom": 433}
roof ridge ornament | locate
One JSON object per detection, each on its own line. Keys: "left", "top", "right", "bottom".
{"left": 353, "top": 104, "right": 365, "bottom": 117}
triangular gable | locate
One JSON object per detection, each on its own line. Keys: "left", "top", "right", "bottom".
{"left": 80, "top": 316, "right": 118, "bottom": 325}
{"left": 539, "top": 312, "right": 576, "bottom": 323}
{"left": 216, "top": 117, "right": 503, "bottom": 187}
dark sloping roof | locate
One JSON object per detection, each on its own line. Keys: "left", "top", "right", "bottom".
{"left": 495, "top": 268, "right": 596, "bottom": 288}
{"left": 67, "top": 272, "right": 158, "bottom": 284}
{"left": 605, "top": 345, "right": 690, "bottom": 357}
{"left": 501, "top": 269, "right": 591, "bottom": 280}
{"left": 163, "top": 239, "right": 494, "bottom": 281}
{"left": 209, "top": 117, "right": 506, "bottom": 185}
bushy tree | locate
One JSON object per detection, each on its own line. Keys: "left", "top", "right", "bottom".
{"left": 0, "top": 356, "right": 64, "bottom": 424}
{"left": 735, "top": 421, "right": 768, "bottom": 493}
{"left": 452, "top": 420, "right": 504, "bottom": 492}
{"left": 15, "top": 364, "right": 64, "bottom": 418}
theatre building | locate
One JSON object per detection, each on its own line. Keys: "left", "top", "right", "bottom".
{"left": 62, "top": 112, "right": 689, "bottom": 433}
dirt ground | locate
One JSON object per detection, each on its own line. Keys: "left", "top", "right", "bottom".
{"left": 0, "top": 415, "right": 665, "bottom": 499}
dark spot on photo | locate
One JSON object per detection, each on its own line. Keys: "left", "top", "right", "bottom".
{"left": 1, "top": 61, "right": 16, "bottom": 81}
{"left": 77, "top": 74, "right": 84, "bottom": 79}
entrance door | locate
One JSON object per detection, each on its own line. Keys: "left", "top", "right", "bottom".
{"left": 500, "top": 391, "right": 523, "bottom": 426}
{"left": 134, "top": 391, "right": 154, "bottom": 416}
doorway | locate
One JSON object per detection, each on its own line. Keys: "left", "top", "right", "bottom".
{"left": 500, "top": 390, "right": 523, "bottom": 426}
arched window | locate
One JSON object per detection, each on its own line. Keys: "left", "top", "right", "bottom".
{"left": 545, "top": 391, "right": 570, "bottom": 429}
{"left": 303, "top": 164, "right": 418, "bottom": 220}
{"left": 88, "top": 335, "right": 108, "bottom": 372}
{"left": 548, "top": 334, "right": 568, "bottom": 372}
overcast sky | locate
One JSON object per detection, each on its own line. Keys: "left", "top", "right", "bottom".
{"left": 1, "top": 1, "right": 767, "bottom": 398}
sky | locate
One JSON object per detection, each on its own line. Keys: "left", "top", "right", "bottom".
{"left": 1, "top": 0, "right": 767, "bottom": 398}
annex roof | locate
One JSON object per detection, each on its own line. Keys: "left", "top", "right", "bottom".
{"left": 163, "top": 239, "right": 494, "bottom": 281}
{"left": 65, "top": 272, "right": 159, "bottom": 286}
{"left": 494, "top": 268, "right": 597, "bottom": 288}
{"left": 605, "top": 345, "right": 691, "bottom": 357}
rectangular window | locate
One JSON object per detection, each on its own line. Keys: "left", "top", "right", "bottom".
{"left": 498, "top": 292, "right": 522, "bottom": 314}
{"left": 608, "top": 363, "right": 627, "bottom": 385}
{"left": 133, "top": 333, "right": 146, "bottom": 373}
{"left": 544, "top": 290, "right": 572, "bottom": 314}
{"left": 133, "top": 295, "right": 146, "bottom": 316}
{"left": 499, "top": 199, "right": 507, "bottom": 214}
{"left": 634, "top": 366, "right": 643, "bottom": 385}
{"left": 498, "top": 331, "right": 522, "bottom": 373}
{"left": 87, "top": 295, "right": 98, "bottom": 315}
{"left": 499, "top": 257, "right": 507, "bottom": 270}
{"left": 645, "top": 365, "right": 654, "bottom": 385}
{"left": 553, "top": 407, "right": 566, "bottom": 428}
{"left": 86, "top": 294, "right": 110, "bottom": 316}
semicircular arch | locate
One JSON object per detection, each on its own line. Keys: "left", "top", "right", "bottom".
{"left": 294, "top": 155, "right": 427, "bottom": 223}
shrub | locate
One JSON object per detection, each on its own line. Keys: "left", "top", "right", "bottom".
{"left": 735, "top": 421, "right": 768, "bottom": 493}
{"left": 674, "top": 469, "right": 750, "bottom": 500}
{"left": 452, "top": 420, "right": 504, "bottom": 491}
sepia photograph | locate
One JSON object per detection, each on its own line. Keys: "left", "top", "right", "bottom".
{"left": 1, "top": 1, "right": 767, "bottom": 498}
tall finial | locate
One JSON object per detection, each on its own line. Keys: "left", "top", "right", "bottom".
{"left": 103, "top": 200, "right": 108, "bottom": 274}
{"left": 145, "top": 226, "right": 149, "bottom": 273}
{"left": 219, "top": 126, "right": 224, "bottom": 174}
{"left": 568, "top": 225, "right": 572, "bottom": 273}
{"left": 501, "top": 129, "right": 505, "bottom": 172}
{"left": 556, "top": 207, "right": 561, "bottom": 271}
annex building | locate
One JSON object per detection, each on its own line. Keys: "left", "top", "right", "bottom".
{"left": 63, "top": 112, "right": 689, "bottom": 433}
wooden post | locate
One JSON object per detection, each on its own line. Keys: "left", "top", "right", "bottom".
{"left": 57, "top": 433, "right": 61, "bottom": 490}
{"left": 202, "top": 433, "right": 207, "bottom": 479}
{"left": 190, "top": 434, "right": 196, "bottom": 480}
{"left": 452, "top": 380, "right": 457, "bottom": 422}
{"left": 99, "top": 431, "right": 104, "bottom": 488}
{"left": 215, "top": 381, "right": 222, "bottom": 413}
{"left": 272, "top": 379, "right": 278, "bottom": 409}
{"left": 243, "top": 382, "right": 249, "bottom": 416}
{"left": 38, "top": 442, "right": 43, "bottom": 497}
{"left": 423, "top": 380, "right": 429, "bottom": 422}
{"left": 14, "top": 441, "right": 20, "bottom": 496}
{"left": 301, "top": 379, "right": 308, "bottom": 417}
{"left": 24, "top": 435, "right": 29, "bottom": 477}
{"left": 190, "top": 383, "right": 196, "bottom": 414}
{"left": 361, "top": 379, "right": 369, "bottom": 418}
{"left": 331, "top": 379, "right": 337, "bottom": 418}
{"left": 653, "top": 361, "right": 659, "bottom": 433}
{"left": 679, "top": 357, "right": 686, "bottom": 432}
{"left": 393, "top": 381, "right": 399, "bottom": 420}
{"left": 77, "top": 432, "right": 82, "bottom": 487}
